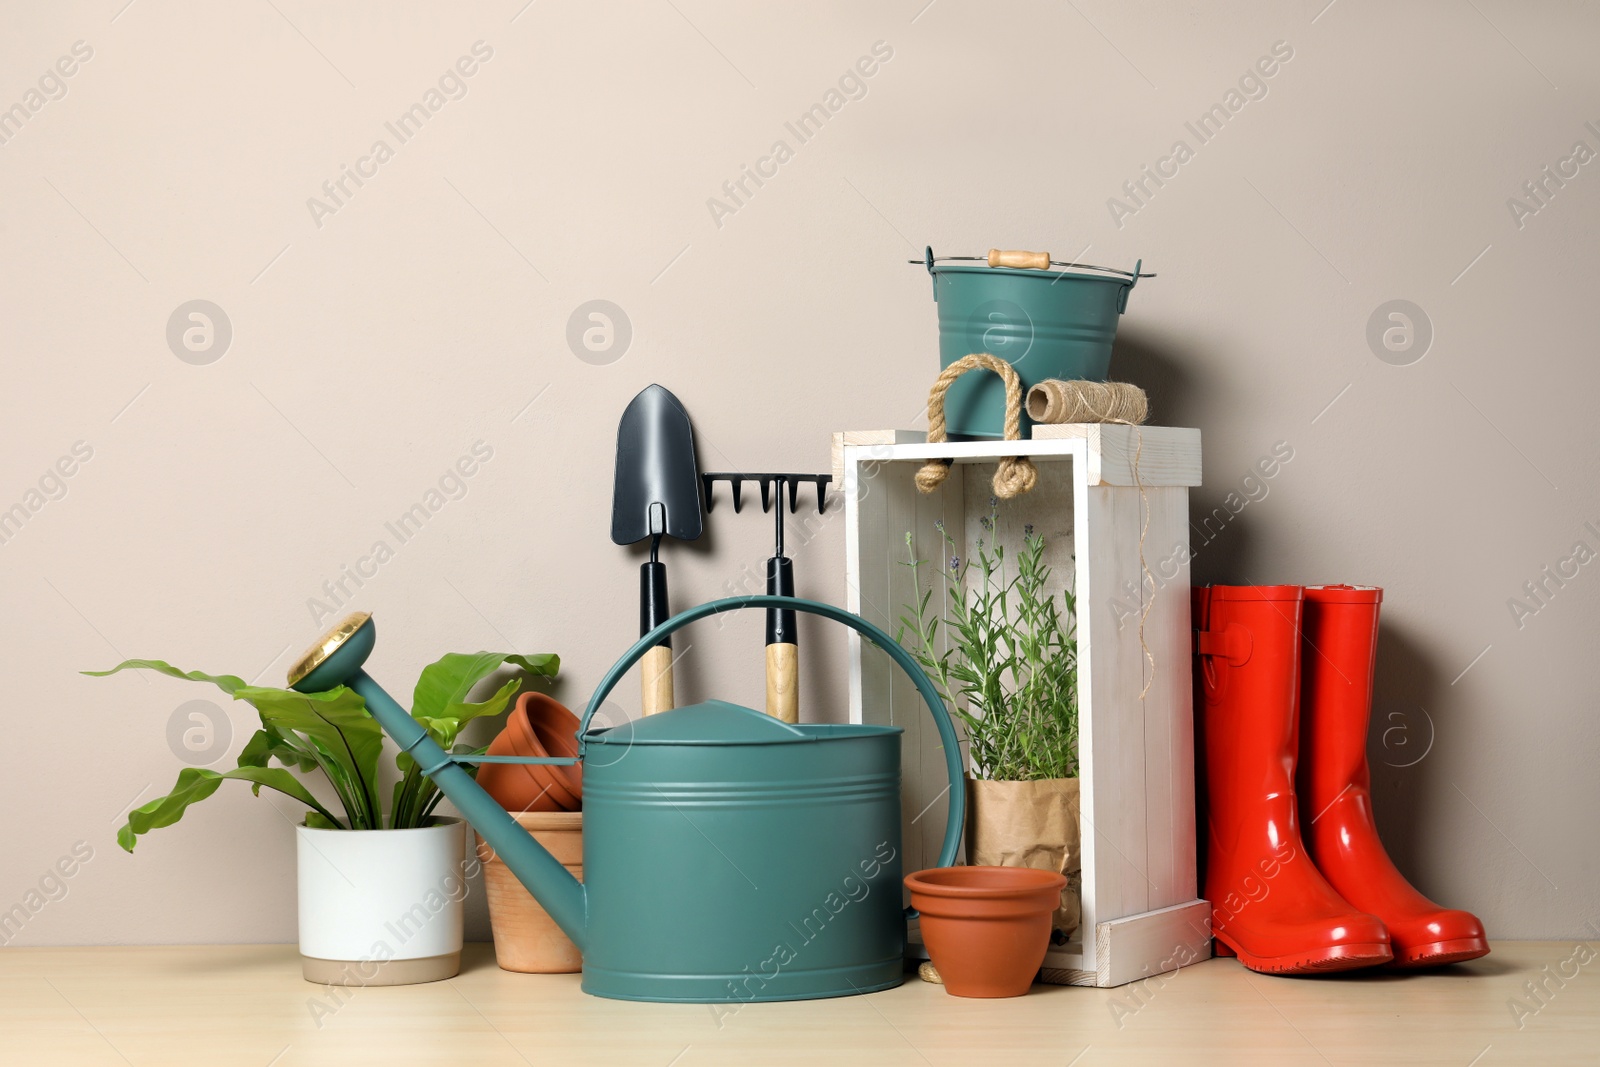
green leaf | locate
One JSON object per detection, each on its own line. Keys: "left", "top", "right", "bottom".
{"left": 232, "top": 685, "right": 383, "bottom": 829}
{"left": 394, "top": 647, "right": 552, "bottom": 828}
{"left": 117, "top": 765, "right": 339, "bottom": 852}
{"left": 506, "top": 652, "right": 559, "bottom": 676}
{"left": 403, "top": 651, "right": 557, "bottom": 788}
{"left": 415, "top": 743, "right": 486, "bottom": 824}
{"left": 82, "top": 659, "right": 247, "bottom": 695}
{"left": 237, "top": 726, "right": 318, "bottom": 774}
{"left": 389, "top": 773, "right": 413, "bottom": 829}
{"left": 414, "top": 676, "right": 521, "bottom": 753}
{"left": 411, "top": 652, "right": 558, "bottom": 723}
{"left": 394, "top": 666, "right": 522, "bottom": 826}
{"left": 298, "top": 735, "right": 375, "bottom": 828}
{"left": 303, "top": 810, "right": 343, "bottom": 830}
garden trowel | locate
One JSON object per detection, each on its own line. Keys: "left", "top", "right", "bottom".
{"left": 610, "top": 384, "right": 703, "bottom": 715}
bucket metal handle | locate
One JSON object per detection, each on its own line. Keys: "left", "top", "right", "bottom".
{"left": 577, "top": 594, "right": 967, "bottom": 906}
{"left": 1118, "top": 258, "right": 1143, "bottom": 313}
{"left": 917, "top": 244, "right": 1155, "bottom": 285}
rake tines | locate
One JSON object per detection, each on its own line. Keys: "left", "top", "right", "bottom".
{"left": 701, "top": 473, "right": 830, "bottom": 515}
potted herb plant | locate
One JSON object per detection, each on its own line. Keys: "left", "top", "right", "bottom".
{"left": 899, "top": 506, "right": 1081, "bottom": 947}
{"left": 86, "top": 636, "right": 557, "bottom": 985}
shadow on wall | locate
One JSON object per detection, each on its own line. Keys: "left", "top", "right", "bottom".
{"left": 614, "top": 423, "right": 727, "bottom": 707}
{"left": 1365, "top": 617, "right": 1450, "bottom": 891}
{"left": 1113, "top": 326, "right": 1209, "bottom": 434}
{"left": 1112, "top": 326, "right": 1257, "bottom": 586}
{"left": 1123, "top": 327, "right": 1459, "bottom": 897}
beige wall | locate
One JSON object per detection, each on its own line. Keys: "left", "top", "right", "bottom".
{"left": 2, "top": 1, "right": 1594, "bottom": 946}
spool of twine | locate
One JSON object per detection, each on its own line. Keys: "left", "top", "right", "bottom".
{"left": 1025, "top": 380, "right": 1149, "bottom": 425}
{"left": 914, "top": 353, "right": 1038, "bottom": 499}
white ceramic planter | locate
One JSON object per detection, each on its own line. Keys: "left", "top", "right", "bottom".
{"left": 296, "top": 818, "right": 466, "bottom": 986}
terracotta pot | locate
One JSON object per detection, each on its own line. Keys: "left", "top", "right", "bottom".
{"left": 904, "top": 866, "right": 1067, "bottom": 998}
{"left": 477, "top": 811, "right": 584, "bottom": 973}
{"left": 476, "top": 692, "right": 583, "bottom": 813}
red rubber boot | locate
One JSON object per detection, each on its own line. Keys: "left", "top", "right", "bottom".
{"left": 1298, "top": 585, "right": 1490, "bottom": 968}
{"left": 1195, "top": 585, "right": 1392, "bottom": 974}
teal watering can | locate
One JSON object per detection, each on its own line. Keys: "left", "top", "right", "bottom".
{"left": 288, "top": 596, "right": 964, "bottom": 1003}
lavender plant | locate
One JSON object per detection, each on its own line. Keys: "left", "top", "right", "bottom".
{"left": 897, "top": 503, "right": 1079, "bottom": 781}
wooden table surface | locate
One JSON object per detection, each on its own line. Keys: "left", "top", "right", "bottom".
{"left": 1, "top": 941, "right": 1592, "bottom": 1065}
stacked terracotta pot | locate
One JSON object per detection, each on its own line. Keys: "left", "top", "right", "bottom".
{"left": 475, "top": 692, "right": 584, "bottom": 973}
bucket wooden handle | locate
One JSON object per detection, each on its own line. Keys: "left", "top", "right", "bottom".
{"left": 915, "top": 353, "right": 1038, "bottom": 499}
{"left": 987, "top": 248, "right": 1051, "bottom": 270}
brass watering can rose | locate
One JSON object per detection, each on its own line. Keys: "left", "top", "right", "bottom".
{"left": 288, "top": 611, "right": 371, "bottom": 687}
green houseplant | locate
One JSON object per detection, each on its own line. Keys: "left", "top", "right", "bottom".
{"left": 898, "top": 505, "right": 1082, "bottom": 944}
{"left": 87, "top": 649, "right": 558, "bottom": 845}
{"left": 87, "top": 643, "right": 557, "bottom": 986}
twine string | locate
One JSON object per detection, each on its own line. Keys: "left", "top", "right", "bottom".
{"left": 1026, "top": 379, "right": 1154, "bottom": 699}
{"left": 1025, "top": 379, "right": 1148, "bottom": 425}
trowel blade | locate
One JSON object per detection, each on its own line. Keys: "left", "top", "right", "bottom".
{"left": 610, "top": 384, "right": 704, "bottom": 546}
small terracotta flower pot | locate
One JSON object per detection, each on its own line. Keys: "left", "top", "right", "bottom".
{"left": 477, "top": 812, "right": 583, "bottom": 972}
{"left": 905, "top": 866, "right": 1068, "bottom": 998}
{"left": 476, "top": 692, "right": 583, "bottom": 813}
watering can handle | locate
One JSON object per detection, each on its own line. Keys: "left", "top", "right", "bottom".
{"left": 578, "top": 594, "right": 967, "bottom": 911}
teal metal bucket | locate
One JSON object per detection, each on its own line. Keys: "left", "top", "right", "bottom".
{"left": 919, "top": 248, "right": 1151, "bottom": 439}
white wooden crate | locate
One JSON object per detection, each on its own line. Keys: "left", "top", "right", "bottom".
{"left": 834, "top": 424, "right": 1211, "bottom": 988}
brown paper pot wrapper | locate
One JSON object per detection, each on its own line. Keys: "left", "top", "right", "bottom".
{"left": 965, "top": 776, "right": 1081, "bottom": 940}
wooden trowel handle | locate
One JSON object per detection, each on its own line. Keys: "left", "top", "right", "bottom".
{"left": 640, "top": 559, "right": 674, "bottom": 715}
{"left": 988, "top": 248, "right": 1051, "bottom": 270}
{"left": 642, "top": 645, "right": 674, "bottom": 716}
{"left": 766, "top": 643, "right": 798, "bottom": 724}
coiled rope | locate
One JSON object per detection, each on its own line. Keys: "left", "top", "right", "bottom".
{"left": 915, "top": 353, "right": 1038, "bottom": 499}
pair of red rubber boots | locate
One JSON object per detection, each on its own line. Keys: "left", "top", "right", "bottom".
{"left": 1193, "top": 584, "right": 1489, "bottom": 974}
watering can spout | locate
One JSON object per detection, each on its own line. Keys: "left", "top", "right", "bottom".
{"left": 286, "top": 613, "right": 589, "bottom": 951}
{"left": 467, "top": 801, "right": 589, "bottom": 952}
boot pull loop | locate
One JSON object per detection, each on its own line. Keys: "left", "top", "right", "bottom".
{"left": 1196, "top": 623, "right": 1252, "bottom": 667}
